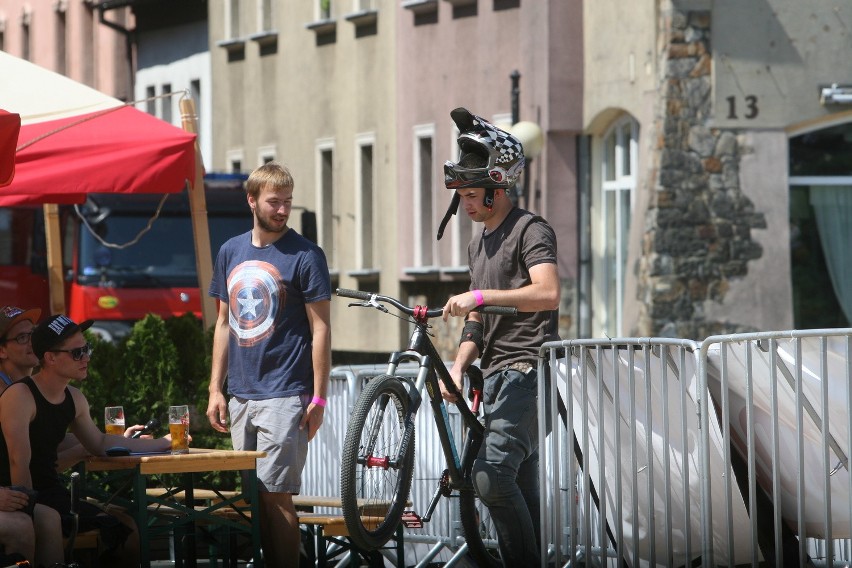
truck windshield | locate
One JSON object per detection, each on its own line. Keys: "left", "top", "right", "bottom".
{"left": 77, "top": 212, "right": 251, "bottom": 288}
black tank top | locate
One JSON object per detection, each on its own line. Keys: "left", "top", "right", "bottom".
{"left": 0, "top": 376, "right": 76, "bottom": 490}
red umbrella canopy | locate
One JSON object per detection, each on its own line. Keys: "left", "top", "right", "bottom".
{"left": 0, "top": 109, "right": 20, "bottom": 187}
{"left": 0, "top": 51, "right": 196, "bottom": 206}
{"left": 9, "top": 106, "right": 196, "bottom": 202}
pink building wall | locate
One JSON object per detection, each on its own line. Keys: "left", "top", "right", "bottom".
{"left": 395, "top": 1, "right": 583, "bottom": 282}
{"left": 0, "top": 1, "right": 132, "bottom": 101}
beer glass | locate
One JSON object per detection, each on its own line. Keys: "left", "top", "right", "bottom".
{"left": 168, "top": 405, "right": 190, "bottom": 454}
{"left": 104, "top": 406, "right": 125, "bottom": 436}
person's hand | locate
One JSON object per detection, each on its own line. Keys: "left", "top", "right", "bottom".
{"left": 0, "top": 487, "right": 29, "bottom": 512}
{"left": 206, "top": 390, "right": 229, "bottom": 433}
{"left": 442, "top": 291, "right": 478, "bottom": 321}
{"left": 440, "top": 366, "right": 466, "bottom": 404}
{"left": 123, "top": 425, "right": 152, "bottom": 439}
{"left": 300, "top": 403, "right": 325, "bottom": 442}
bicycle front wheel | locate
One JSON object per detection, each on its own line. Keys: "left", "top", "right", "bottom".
{"left": 340, "top": 374, "right": 416, "bottom": 550}
{"left": 459, "top": 486, "right": 503, "bottom": 567}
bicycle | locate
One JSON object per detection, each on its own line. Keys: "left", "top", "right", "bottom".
{"left": 336, "top": 288, "right": 517, "bottom": 567}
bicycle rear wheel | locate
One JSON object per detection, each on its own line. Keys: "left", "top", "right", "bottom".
{"left": 340, "top": 374, "right": 416, "bottom": 550}
{"left": 459, "top": 486, "right": 503, "bottom": 567}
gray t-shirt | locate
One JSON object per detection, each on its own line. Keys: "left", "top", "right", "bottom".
{"left": 469, "top": 207, "right": 559, "bottom": 376}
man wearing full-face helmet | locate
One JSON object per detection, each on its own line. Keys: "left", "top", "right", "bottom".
{"left": 440, "top": 108, "right": 560, "bottom": 566}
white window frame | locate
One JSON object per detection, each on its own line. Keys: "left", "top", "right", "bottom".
{"left": 413, "top": 124, "right": 435, "bottom": 267}
{"left": 315, "top": 138, "right": 336, "bottom": 268}
{"left": 226, "top": 149, "right": 245, "bottom": 174}
{"left": 257, "top": 0, "right": 273, "bottom": 32}
{"left": 257, "top": 145, "right": 277, "bottom": 167}
{"left": 598, "top": 116, "right": 638, "bottom": 337}
{"left": 225, "top": 0, "right": 240, "bottom": 39}
{"left": 317, "top": 0, "right": 332, "bottom": 20}
{"left": 354, "top": 132, "right": 376, "bottom": 270}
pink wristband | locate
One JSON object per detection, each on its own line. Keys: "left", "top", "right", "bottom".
{"left": 471, "top": 289, "right": 484, "bottom": 306}
{"left": 311, "top": 396, "right": 327, "bottom": 407}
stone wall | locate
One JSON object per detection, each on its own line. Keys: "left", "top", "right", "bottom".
{"left": 635, "top": 8, "right": 767, "bottom": 338}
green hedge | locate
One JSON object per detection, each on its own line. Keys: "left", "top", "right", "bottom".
{"left": 83, "top": 313, "right": 237, "bottom": 489}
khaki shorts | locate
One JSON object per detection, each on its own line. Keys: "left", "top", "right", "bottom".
{"left": 229, "top": 394, "right": 310, "bottom": 493}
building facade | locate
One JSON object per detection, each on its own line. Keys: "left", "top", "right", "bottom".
{"left": 584, "top": 0, "right": 852, "bottom": 339}
{"left": 0, "top": 0, "right": 131, "bottom": 99}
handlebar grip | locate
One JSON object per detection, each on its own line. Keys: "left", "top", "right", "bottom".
{"left": 479, "top": 305, "right": 518, "bottom": 316}
{"left": 336, "top": 288, "right": 372, "bottom": 300}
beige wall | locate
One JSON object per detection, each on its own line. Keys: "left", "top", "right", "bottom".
{"left": 209, "top": 0, "right": 400, "bottom": 354}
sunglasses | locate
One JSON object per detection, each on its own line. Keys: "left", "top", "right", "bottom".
{"left": 49, "top": 343, "right": 94, "bottom": 361}
{"left": 1, "top": 331, "right": 34, "bottom": 345}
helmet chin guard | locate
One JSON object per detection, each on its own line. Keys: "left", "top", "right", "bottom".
{"left": 437, "top": 108, "right": 525, "bottom": 240}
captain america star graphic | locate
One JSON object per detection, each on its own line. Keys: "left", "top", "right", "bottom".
{"left": 226, "top": 260, "right": 286, "bottom": 347}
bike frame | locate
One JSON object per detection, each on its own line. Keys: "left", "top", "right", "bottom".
{"left": 385, "top": 309, "right": 484, "bottom": 493}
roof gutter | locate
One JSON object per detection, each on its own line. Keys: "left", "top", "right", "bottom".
{"left": 96, "top": 1, "right": 138, "bottom": 98}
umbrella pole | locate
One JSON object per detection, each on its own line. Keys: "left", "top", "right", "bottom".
{"left": 43, "top": 203, "right": 66, "bottom": 315}
{"left": 180, "top": 96, "right": 216, "bottom": 330}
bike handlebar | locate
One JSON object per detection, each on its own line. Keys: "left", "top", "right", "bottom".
{"left": 336, "top": 288, "right": 518, "bottom": 318}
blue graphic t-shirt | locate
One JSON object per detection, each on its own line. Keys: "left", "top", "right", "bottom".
{"left": 209, "top": 229, "right": 331, "bottom": 400}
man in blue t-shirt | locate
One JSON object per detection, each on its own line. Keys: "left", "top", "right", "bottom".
{"left": 206, "top": 162, "right": 332, "bottom": 567}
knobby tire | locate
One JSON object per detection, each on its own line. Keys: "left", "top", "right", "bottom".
{"left": 340, "top": 374, "right": 415, "bottom": 550}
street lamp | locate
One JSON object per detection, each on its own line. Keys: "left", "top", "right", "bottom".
{"left": 508, "top": 70, "right": 544, "bottom": 208}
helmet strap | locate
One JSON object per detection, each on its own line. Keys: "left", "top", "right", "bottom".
{"left": 436, "top": 192, "right": 461, "bottom": 241}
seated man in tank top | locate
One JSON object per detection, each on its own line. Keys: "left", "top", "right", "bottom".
{"left": 0, "top": 314, "right": 175, "bottom": 565}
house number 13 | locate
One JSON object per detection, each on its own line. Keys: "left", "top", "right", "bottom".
{"left": 726, "top": 95, "right": 759, "bottom": 119}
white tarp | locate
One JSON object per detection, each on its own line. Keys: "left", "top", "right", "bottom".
{"left": 556, "top": 345, "right": 758, "bottom": 567}
{"left": 0, "top": 50, "right": 121, "bottom": 126}
{"left": 706, "top": 335, "right": 852, "bottom": 538}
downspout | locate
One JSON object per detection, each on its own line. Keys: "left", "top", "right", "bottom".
{"left": 97, "top": 1, "right": 137, "bottom": 98}
{"left": 577, "top": 134, "right": 592, "bottom": 338}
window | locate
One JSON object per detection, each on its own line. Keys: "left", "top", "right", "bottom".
{"left": 145, "top": 86, "right": 156, "bottom": 116}
{"left": 81, "top": 3, "right": 94, "bottom": 85}
{"left": 21, "top": 9, "right": 31, "bottom": 61}
{"left": 413, "top": 125, "right": 435, "bottom": 267}
{"left": 355, "top": 134, "right": 375, "bottom": 269}
{"left": 226, "top": 0, "right": 240, "bottom": 39}
{"left": 55, "top": 5, "right": 66, "bottom": 74}
{"left": 190, "top": 79, "right": 201, "bottom": 139}
{"left": 226, "top": 149, "right": 245, "bottom": 174}
{"left": 258, "top": 0, "right": 273, "bottom": 31}
{"left": 161, "top": 84, "right": 172, "bottom": 124}
{"left": 257, "top": 145, "right": 276, "bottom": 166}
{"left": 319, "top": 0, "right": 332, "bottom": 20}
{"left": 0, "top": 18, "right": 5, "bottom": 51}
{"left": 316, "top": 139, "right": 336, "bottom": 269}
{"left": 789, "top": 121, "right": 852, "bottom": 328}
{"left": 595, "top": 116, "right": 638, "bottom": 336}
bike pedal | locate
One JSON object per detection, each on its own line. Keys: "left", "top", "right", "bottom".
{"left": 401, "top": 509, "right": 423, "bottom": 529}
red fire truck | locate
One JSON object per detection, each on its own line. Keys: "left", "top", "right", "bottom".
{"left": 0, "top": 173, "right": 261, "bottom": 341}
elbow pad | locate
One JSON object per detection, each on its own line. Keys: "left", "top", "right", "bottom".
{"left": 459, "top": 320, "right": 484, "bottom": 355}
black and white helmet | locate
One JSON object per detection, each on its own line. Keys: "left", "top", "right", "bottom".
{"left": 443, "top": 107, "right": 525, "bottom": 190}
{"left": 437, "top": 108, "right": 525, "bottom": 240}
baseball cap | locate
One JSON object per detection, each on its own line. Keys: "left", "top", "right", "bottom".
{"left": 31, "top": 315, "right": 94, "bottom": 359}
{"left": 0, "top": 306, "right": 42, "bottom": 340}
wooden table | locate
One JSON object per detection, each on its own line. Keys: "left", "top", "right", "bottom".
{"left": 84, "top": 448, "right": 266, "bottom": 568}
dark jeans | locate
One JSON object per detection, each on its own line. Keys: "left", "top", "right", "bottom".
{"left": 473, "top": 367, "right": 543, "bottom": 567}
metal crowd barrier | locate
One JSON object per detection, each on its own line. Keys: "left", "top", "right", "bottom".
{"left": 539, "top": 329, "right": 852, "bottom": 568}
{"left": 302, "top": 362, "right": 471, "bottom": 566}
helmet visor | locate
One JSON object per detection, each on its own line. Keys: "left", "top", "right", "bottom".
{"left": 444, "top": 161, "right": 495, "bottom": 189}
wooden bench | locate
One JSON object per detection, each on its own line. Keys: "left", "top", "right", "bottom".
{"left": 143, "top": 490, "right": 406, "bottom": 567}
